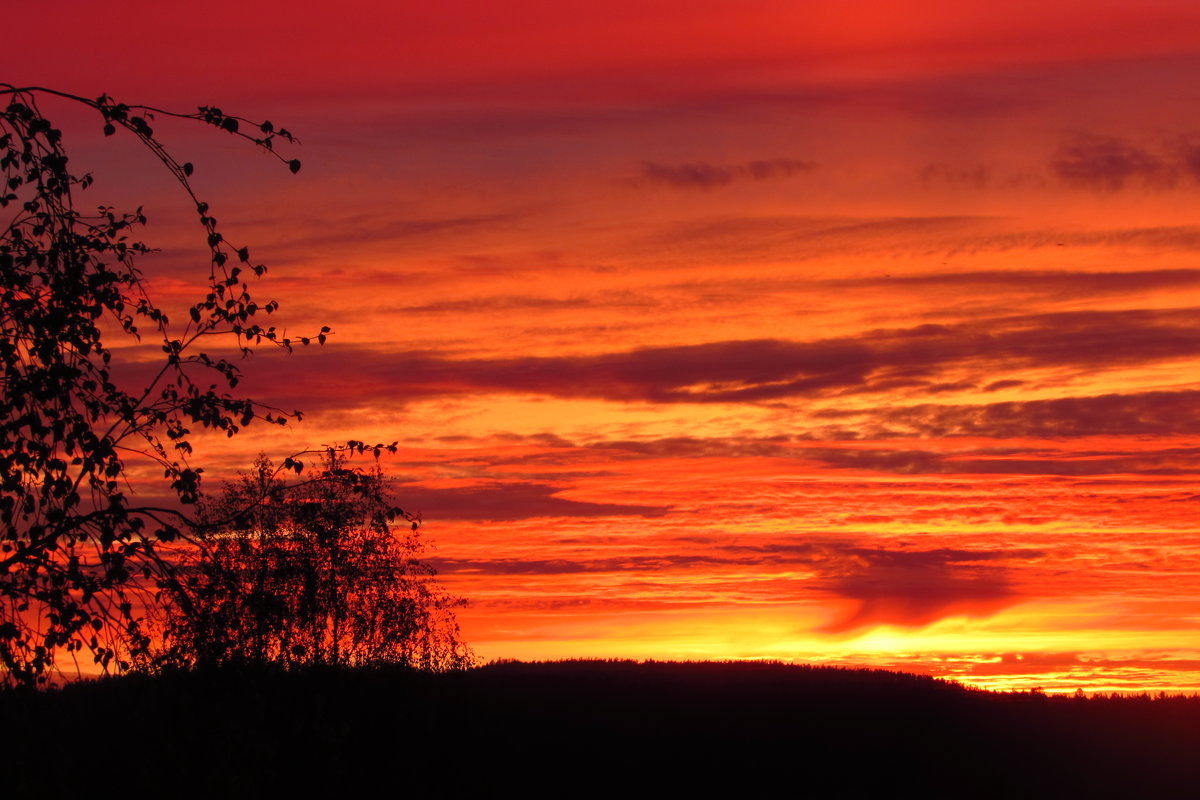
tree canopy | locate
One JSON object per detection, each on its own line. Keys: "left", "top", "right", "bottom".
{"left": 0, "top": 85, "right": 461, "bottom": 685}
{"left": 160, "top": 452, "right": 470, "bottom": 672}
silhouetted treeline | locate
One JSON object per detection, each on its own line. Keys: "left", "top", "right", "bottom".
{"left": 4, "top": 660, "right": 1198, "bottom": 797}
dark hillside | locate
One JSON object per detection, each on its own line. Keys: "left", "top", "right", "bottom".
{"left": 4, "top": 660, "right": 1198, "bottom": 797}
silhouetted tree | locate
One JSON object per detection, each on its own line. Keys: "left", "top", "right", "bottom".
{"left": 159, "top": 451, "right": 471, "bottom": 671}
{"left": 0, "top": 84, "right": 382, "bottom": 685}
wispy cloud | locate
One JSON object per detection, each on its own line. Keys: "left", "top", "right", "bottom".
{"left": 818, "top": 390, "right": 1200, "bottom": 438}
{"left": 636, "top": 158, "right": 816, "bottom": 190}
{"left": 826, "top": 269, "right": 1200, "bottom": 296}
{"left": 1052, "top": 134, "right": 1175, "bottom": 191}
{"left": 439, "top": 539, "right": 1041, "bottom": 632}
{"left": 798, "top": 445, "right": 1200, "bottom": 476}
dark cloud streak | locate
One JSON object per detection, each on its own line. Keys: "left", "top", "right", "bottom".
{"left": 397, "top": 482, "right": 670, "bottom": 521}
{"left": 239, "top": 307, "right": 1200, "bottom": 412}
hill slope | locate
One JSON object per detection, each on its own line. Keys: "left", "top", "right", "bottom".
{"left": 4, "top": 660, "right": 1198, "bottom": 797}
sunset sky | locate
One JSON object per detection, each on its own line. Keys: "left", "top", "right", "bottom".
{"left": 12, "top": 0, "right": 1200, "bottom": 692}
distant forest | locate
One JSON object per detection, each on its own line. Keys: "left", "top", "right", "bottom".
{"left": 5, "top": 660, "right": 1198, "bottom": 797}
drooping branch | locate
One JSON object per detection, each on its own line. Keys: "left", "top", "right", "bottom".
{"left": 0, "top": 85, "right": 336, "bottom": 685}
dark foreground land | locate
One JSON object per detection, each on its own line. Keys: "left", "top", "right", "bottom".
{"left": 4, "top": 660, "right": 1199, "bottom": 797}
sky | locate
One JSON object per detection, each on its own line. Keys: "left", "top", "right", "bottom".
{"left": 10, "top": 0, "right": 1200, "bottom": 692}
